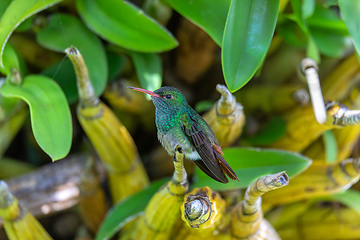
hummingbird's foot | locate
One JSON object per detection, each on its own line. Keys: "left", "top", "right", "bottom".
{"left": 173, "top": 146, "right": 183, "bottom": 162}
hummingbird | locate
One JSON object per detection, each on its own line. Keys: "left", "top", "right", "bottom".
{"left": 128, "top": 86, "right": 239, "bottom": 183}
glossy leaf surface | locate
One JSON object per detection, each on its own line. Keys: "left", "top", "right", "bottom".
{"left": 165, "top": 0, "right": 230, "bottom": 46}
{"left": 338, "top": 0, "right": 360, "bottom": 57}
{"left": 76, "top": 0, "right": 178, "bottom": 52}
{"left": 37, "top": 13, "right": 107, "bottom": 97}
{"left": 0, "top": 0, "right": 62, "bottom": 67}
{"left": 0, "top": 75, "right": 72, "bottom": 161}
{"left": 0, "top": 44, "right": 20, "bottom": 75}
{"left": 0, "top": 0, "right": 11, "bottom": 16}
{"left": 107, "top": 52, "right": 127, "bottom": 82}
{"left": 129, "top": 52, "right": 162, "bottom": 95}
{"left": 42, "top": 59, "right": 78, "bottom": 103}
{"left": 307, "top": 6, "right": 349, "bottom": 36}
{"left": 95, "top": 178, "right": 169, "bottom": 240}
{"left": 278, "top": 4, "right": 350, "bottom": 59}
{"left": 222, "top": 0, "right": 280, "bottom": 92}
{"left": 290, "top": 0, "right": 320, "bottom": 62}
{"left": 192, "top": 147, "right": 311, "bottom": 190}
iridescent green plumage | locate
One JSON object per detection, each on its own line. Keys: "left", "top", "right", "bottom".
{"left": 129, "top": 86, "right": 239, "bottom": 183}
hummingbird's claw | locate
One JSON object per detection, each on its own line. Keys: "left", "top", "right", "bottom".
{"left": 173, "top": 146, "right": 183, "bottom": 162}
{"left": 175, "top": 146, "right": 183, "bottom": 154}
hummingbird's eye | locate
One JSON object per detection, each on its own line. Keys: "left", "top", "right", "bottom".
{"left": 164, "top": 94, "right": 173, "bottom": 100}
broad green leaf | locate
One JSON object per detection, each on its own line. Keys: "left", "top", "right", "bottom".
{"left": 290, "top": 0, "right": 307, "bottom": 32}
{"left": 0, "top": 0, "right": 11, "bottom": 16}
{"left": 277, "top": 20, "right": 307, "bottom": 48}
{"left": 338, "top": 0, "right": 360, "bottom": 57}
{"left": 278, "top": 5, "right": 350, "bottom": 58}
{"left": 307, "top": 5, "right": 349, "bottom": 36}
{"left": 311, "top": 29, "right": 351, "bottom": 58}
{"left": 306, "top": 5, "right": 350, "bottom": 58}
{"left": 322, "top": 130, "right": 338, "bottom": 163}
{"left": 243, "top": 117, "right": 286, "bottom": 146}
{"left": 96, "top": 178, "right": 169, "bottom": 240}
{"left": 107, "top": 52, "right": 127, "bottom": 82}
{"left": 165, "top": 0, "right": 230, "bottom": 46}
{"left": 37, "top": 13, "right": 107, "bottom": 97}
{"left": 128, "top": 52, "right": 162, "bottom": 96}
{"left": 0, "top": 0, "right": 62, "bottom": 68}
{"left": 0, "top": 44, "right": 20, "bottom": 75}
{"left": 15, "top": 16, "right": 34, "bottom": 32}
{"left": 0, "top": 78, "right": 22, "bottom": 122}
{"left": 302, "top": 0, "right": 315, "bottom": 19}
{"left": 192, "top": 147, "right": 311, "bottom": 190}
{"left": 331, "top": 189, "right": 360, "bottom": 216}
{"left": 76, "top": 0, "right": 178, "bottom": 52}
{"left": 222, "top": 0, "right": 280, "bottom": 92}
{"left": 307, "top": 35, "right": 320, "bottom": 62}
{"left": 290, "top": 0, "right": 320, "bottom": 62}
{"left": 0, "top": 75, "right": 72, "bottom": 161}
{"left": 42, "top": 59, "right": 78, "bottom": 104}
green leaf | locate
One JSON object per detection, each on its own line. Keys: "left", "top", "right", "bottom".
{"left": 107, "top": 52, "right": 127, "bottom": 82}
{"left": 290, "top": 0, "right": 307, "bottom": 32}
{"left": 0, "top": 0, "right": 62, "bottom": 68}
{"left": 322, "top": 130, "right": 338, "bottom": 163}
{"left": 0, "top": 44, "right": 20, "bottom": 75}
{"left": 76, "top": 0, "right": 178, "bottom": 52}
{"left": 243, "top": 116, "right": 286, "bottom": 146}
{"left": 306, "top": 5, "right": 350, "bottom": 59}
{"left": 307, "top": 5, "right": 349, "bottom": 36}
{"left": 165, "top": 0, "right": 230, "bottom": 46}
{"left": 278, "top": 5, "right": 350, "bottom": 58}
{"left": 37, "top": 13, "right": 107, "bottom": 97}
{"left": 311, "top": 29, "right": 351, "bottom": 58}
{"left": 302, "top": 0, "right": 315, "bottom": 19}
{"left": 95, "top": 178, "right": 169, "bottom": 240}
{"left": 128, "top": 52, "right": 162, "bottom": 96}
{"left": 42, "top": 59, "right": 78, "bottom": 104}
{"left": 15, "top": 16, "right": 34, "bottom": 32}
{"left": 338, "top": 0, "right": 360, "bottom": 57}
{"left": 306, "top": 35, "right": 320, "bottom": 62}
{"left": 222, "top": 0, "right": 280, "bottom": 92}
{"left": 290, "top": 0, "right": 320, "bottom": 62}
{"left": 277, "top": 20, "right": 307, "bottom": 48}
{"left": 192, "top": 147, "right": 311, "bottom": 190}
{"left": 0, "top": 0, "right": 11, "bottom": 16}
{"left": 0, "top": 75, "right": 72, "bottom": 161}
{"left": 331, "top": 189, "right": 360, "bottom": 216}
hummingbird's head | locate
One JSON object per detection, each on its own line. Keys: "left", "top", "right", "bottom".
{"left": 128, "top": 86, "right": 188, "bottom": 112}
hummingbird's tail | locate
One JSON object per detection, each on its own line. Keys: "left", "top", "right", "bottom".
{"left": 214, "top": 150, "right": 240, "bottom": 182}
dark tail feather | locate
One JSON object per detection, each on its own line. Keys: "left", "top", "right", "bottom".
{"left": 214, "top": 151, "right": 240, "bottom": 181}
{"left": 193, "top": 159, "right": 229, "bottom": 183}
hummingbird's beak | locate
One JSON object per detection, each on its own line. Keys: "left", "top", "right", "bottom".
{"left": 128, "top": 86, "right": 161, "bottom": 98}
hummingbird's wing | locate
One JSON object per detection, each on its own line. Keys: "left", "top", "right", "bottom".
{"left": 212, "top": 145, "right": 240, "bottom": 181}
{"left": 181, "top": 123, "right": 229, "bottom": 183}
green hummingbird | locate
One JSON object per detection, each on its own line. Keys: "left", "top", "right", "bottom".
{"left": 128, "top": 86, "right": 239, "bottom": 183}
